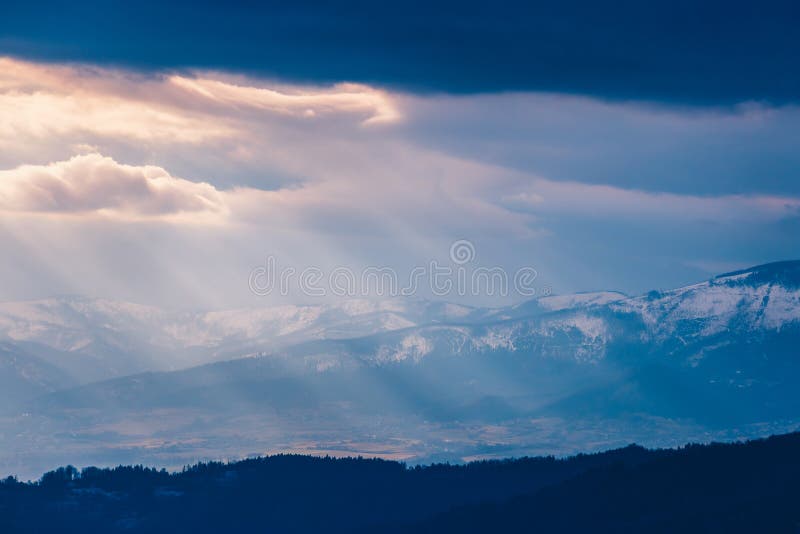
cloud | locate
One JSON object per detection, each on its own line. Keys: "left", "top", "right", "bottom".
{"left": 170, "top": 76, "right": 401, "bottom": 125}
{"left": 399, "top": 92, "right": 800, "bottom": 197}
{"left": 0, "top": 90, "right": 233, "bottom": 145}
{"left": 0, "top": 58, "right": 234, "bottom": 149}
{"left": 0, "top": 57, "right": 798, "bottom": 306}
{"left": 0, "top": 57, "right": 402, "bottom": 162}
{"left": 2, "top": 0, "right": 798, "bottom": 103}
{"left": 504, "top": 179, "right": 800, "bottom": 223}
{"left": 0, "top": 153, "right": 227, "bottom": 221}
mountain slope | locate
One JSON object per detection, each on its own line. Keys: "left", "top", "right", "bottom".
{"left": 0, "top": 343, "right": 77, "bottom": 405}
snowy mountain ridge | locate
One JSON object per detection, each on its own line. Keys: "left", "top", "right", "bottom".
{"left": 612, "top": 261, "right": 800, "bottom": 338}
{"left": 0, "top": 261, "right": 799, "bottom": 395}
{"left": 315, "top": 261, "right": 800, "bottom": 368}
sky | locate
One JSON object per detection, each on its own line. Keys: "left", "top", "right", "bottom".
{"left": 0, "top": 1, "right": 799, "bottom": 308}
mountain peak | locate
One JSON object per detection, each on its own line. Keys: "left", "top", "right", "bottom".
{"left": 714, "top": 260, "right": 800, "bottom": 288}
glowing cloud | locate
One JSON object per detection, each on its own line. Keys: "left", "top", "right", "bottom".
{"left": 170, "top": 76, "right": 401, "bottom": 125}
{"left": 0, "top": 58, "right": 233, "bottom": 146}
{"left": 0, "top": 153, "right": 228, "bottom": 221}
{"left": 0, "top": 56, "right": 402, "bottom": 157}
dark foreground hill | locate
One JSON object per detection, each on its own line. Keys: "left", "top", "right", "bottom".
{"left": 2, "top": 432, "right": 800, "bottom": 533}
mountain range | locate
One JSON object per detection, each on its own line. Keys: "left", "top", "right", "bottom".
{"left": 1, "top": 261, "right": 799, "bottom": 479}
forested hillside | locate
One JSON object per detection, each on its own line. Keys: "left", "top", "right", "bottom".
{"left": 2, "top": 432, "right": 799, "bottom": 533}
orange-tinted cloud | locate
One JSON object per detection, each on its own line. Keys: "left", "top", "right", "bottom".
{"left": 0, "top": 153, "right": 227, "bottom": 221}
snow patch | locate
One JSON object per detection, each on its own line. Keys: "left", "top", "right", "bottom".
{"left": 538, "top": 292, "right": 625, "bottom": 312}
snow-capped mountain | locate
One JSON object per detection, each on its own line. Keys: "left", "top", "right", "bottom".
{"left": 3, "top": 261, "right": 800, "bottom": 409}
{"left": 0, "top": 296, "right": 496, "bottom": 389}
{"left": 203, "top": 260, "right": 799, "bottom": 426}
{"left": 4, "top": 261, "right": 800, "bottom": 479}
{"left": 315, "top": 261, "right": 800, "bottom": 368}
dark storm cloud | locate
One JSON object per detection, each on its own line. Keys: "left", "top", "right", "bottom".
{"left": 1, "top": 0, "right": 798, "bottom": 104}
